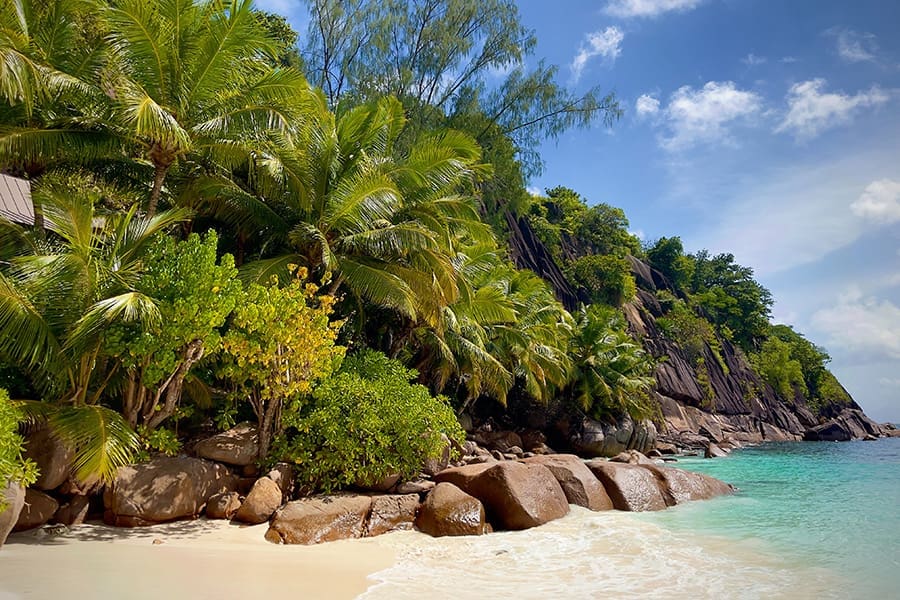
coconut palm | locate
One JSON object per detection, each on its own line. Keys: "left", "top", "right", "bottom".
{"left": 0, "top": 176, "right": 189, "bottom": 481}
{"left": 201, "top": 94, "right": 489, "bottom": 326}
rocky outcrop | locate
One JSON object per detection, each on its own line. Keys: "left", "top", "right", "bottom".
{"left": 235, "top": 477, "right": 282, "bottom": 525}
{"left": 14, "top": 488, "right": 59, "bottom": 531}
{"left": 415, "top": 482, "right": 487, "bottom": 537}
{"left": 266, "top": 495, "right": 373, "bottom": 545}
{"left": 569, "top": 415, "right": 657, "bottom": 458}
{"left": 103, "top": 457, "right": 237, "bottom": 526}
{"left": 520, "top": 454, "right": 613, "bottom": 511}
{"left": 23, "top": 427, "right": 73, "bottom": 491}
{"left": 584, "top": 461, "right": 669, "bottom": 512}
{"left": 1, "top": 482, "right": 25, "bottom": 546}
{"left": 803, "top": 408, "right": 883, "bottom": 441}
{"left": 641, "top": 464, "right": 734, "bottom": 504}
{"left": 193, "top": 423, "right": 259, "bottom": 466}
{"left": 434, "top": 462, "right": 569, "bottom": 530}
{"left": 206, "top": 491, "right": 242, "bottom": 520}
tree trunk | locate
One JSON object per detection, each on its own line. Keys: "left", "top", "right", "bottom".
{"left": 143, "top": 340, "right": 205, "bottom": 430}
{"left": 147, "top": 162, "right": 169, "bottom": 218}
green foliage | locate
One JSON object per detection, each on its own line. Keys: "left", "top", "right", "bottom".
{"left": 136, "top": 426, "right": 181, "bottom": 460}
{"left": 0, "top": 389, "right": 38, "bottom": 492}
{"left": 567, "top": 254, "right": 636, "bottom": 307}
{"left": 656, "top": 296, "right": 725, "bottom": 370}
{"left": 275, "top": 350, "right": 464, "bottom": 492}
{"left": 565, "top": 305, "right": 656, "bottom": 422}
{"left": 751, "top": 337, "right": 807, "bottom": 400}
{"left": 646, "top": 236, "right": 694, "bottom": 291}
{"left": 219, "top": 270, "right": 345, "bottom": 458}
{"left": 106, "top": 230, "right": 242, "bottom": 429}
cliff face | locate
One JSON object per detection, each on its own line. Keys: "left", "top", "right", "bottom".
{"left": 506, "top": 212, "right": 884, "bottom": 447}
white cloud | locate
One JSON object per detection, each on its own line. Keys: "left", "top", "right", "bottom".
{"left": 775, "top": 79, "right": 889, "bottom": 140}
{"left": 660, "top": 81, "right": 762, "bottom": 150}
{"left": 879, "top": 378, "right": 900, "bottom": 387}
{"left": 635, "top": 94, "right": 660, "bottom": 118}
{"left": 850, "top": 179, "right": 900, "bottom": 224}
{"left": 571, "top": 27, "right": 624, "bottom": 82}
{"left": 812, "top": 289, "right": 900, "bottom": 362}
{"left": 605, "top": 0, "right": 703, "bottom": 18}
{"left": 742, "top": 53, "right": 767, "bottom": 66}
{"left": 629, "top": 229, "right": 646, "bottom": 240}
{"left": 526, "top": 186, "right": 542, "bottom": 197}
{"left": 828, "top": 28, "right": 878, "bottom": 63}
{"left": 781, "top": 56, "right": 798, "bottom": 64}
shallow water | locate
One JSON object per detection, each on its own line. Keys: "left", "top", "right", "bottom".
{"left": 362, "top": 438, "right": 900, "bottom": 599}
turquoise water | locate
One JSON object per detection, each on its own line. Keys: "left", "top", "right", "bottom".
{"left": 642, "top": 438, "right": 900, "bottom": 597}
{"left": 364, "top": 439, "right": 900, "bottom": 599}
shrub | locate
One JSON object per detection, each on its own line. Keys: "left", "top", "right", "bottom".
{"left": 567, "top": 254, "right": 636, "bottom": 306}
{"left": 751, "top": 337, "right": 807, "bottom": 401}
{"left": 0, "top": 389, "right": 38, "bottom": 504}
{"left": 275, "top": 351, "right": 464, "bottom": 493}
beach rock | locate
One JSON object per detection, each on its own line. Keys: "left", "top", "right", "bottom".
{"left": 470, "top": 430, "right": 523, "bottom": 453}
{"left": 804, "top": 409, "right": 883, "bottom": 442}
{"left": 14, "top": 488, "right": 59, "bottom": 531}
{"left": 640, "top": 465, "right": 734, "bottom": 504}
{"left": 416, "top": 482, "right": 486, "bottom": 537}
{"left": 54, "top": 494, "right": 90, "bottom": 526}
{"left": 655, "top": 442, "right": 678, "bottom": 455}
{"left": 0, "top": 481, "right": 25, "bottom": 546}
{"left": 422, "top": 434, "right": 452, "bottom": 477}
{"left": 435, "top": 462, "right": 569, "bottom": 530}
{"left": 520, "top": 431, "right": 547, "bottom": 453}
{"left": 521, "top": 454, "right": 614, "bottom": 511}
{"left": 206, "top": 491, "right": 242, "bottom": 520}
{"left": 103, "top": 456, "right": 237, "bottom": 526}
{"left": 571, "top": 415, "right": 657, "bottom": 457}
{"left": 610, "top": 450, "right": 656, "bottom": 465}
{"left": 366, "top": 494, "right": 419, "bottom": 537}
{"left": 235, "top": 477, "right": 282, "bottom": 524}
{"left": 584, "top": 461, "right": 668, "bottom": 512}
{"left": 395, "top": 480, "right": 435, "bottom": 495}
{"left": 23, "top": 427, "right": 73, "bottom": 491}
{"left": 193, "top": 423, "right": 259, "bottom": 466}
{"left": 266, "top": 463, "right": 295, "bottom": 502}
{"left": 355, "top": 473, "right": 401, "bottom": 492}
{"left": 704, "top": 443, "right": 729, "bottom": 458}
{"left": 265, "top": 495, "right": 372, "bottom": 545}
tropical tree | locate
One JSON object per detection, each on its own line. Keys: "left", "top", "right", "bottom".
{"left": 0, "top": 177, "right": 188, "bottom": 481}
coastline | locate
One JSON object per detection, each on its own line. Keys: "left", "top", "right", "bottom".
{"left": 0, "top": 519, "right": 394, "bottom": 600}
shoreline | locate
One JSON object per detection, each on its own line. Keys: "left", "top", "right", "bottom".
{"left": 0, "top": 519, "right": 395, "bottom": 600}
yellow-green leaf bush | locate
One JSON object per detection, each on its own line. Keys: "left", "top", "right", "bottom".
{"left": 0, "top": 389, "right": 38, "bottom": 508}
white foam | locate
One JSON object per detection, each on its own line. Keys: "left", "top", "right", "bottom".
{"left": 361, "top": 507, "right": 842, "bottom": 599}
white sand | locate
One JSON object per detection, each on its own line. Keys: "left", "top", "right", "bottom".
{"left": 0, "top": 519, "right": 395, "bottom": 600}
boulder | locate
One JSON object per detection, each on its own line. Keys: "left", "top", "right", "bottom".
{"left": 584, "top": 461, "right": 668, "bottom": 512}
{"left": 266, "top": 463, "right": 295, "bottom": 503}
{"left": 704, "top": 443, "right": 729, "bottom": 458}
{"left": 54, "top": 494, "right": 90, "bottom": 526}
{"left": 416, "top": 482, "right": 486, "bottom": 537}
{"left": 366, "top": 494, "right": 419, "bottom": 537}
{"left": 193, "top": 423, "right": 259, "bottom": 466}
{"left": 610, "top": 450, "right": 656, "bottom": 465}
{"left": 655, "top": 442, "right": 679, "bottom": 455}
{"left": 266, "top": 495, "right": 372, "bottom": 545}
{"left": 1, "top": 481, "right": 25, "bottom": 547}
{"left": 435, "top": 462, "right": 569, "bottom": 530}
{"left": 395, "top": 480, "right": 436, "bottom": 495}
{"left": 640, "top": 465, "right": 734, "bottom": 504}
{"left": 235, "top": 477, "right": 282, "bottom": 524}
{"left": 804, "top": 409, "right": 884, "bottom": 442}
{"left": 571, "top": 415, "right": 657, "bottom": 457}
{"left": 14, "top": 488, "right": 59, "bottom": 531}
{"left": 470, "top": 430, "right": 523, "bottom": 453}
{"left": 103, "top": 457, "right": 237, "bottom": 526}
{"left": 355, "top": 473, "right": 401, "bottom": 492}
{"left": 206, "top": 491, "right": 242, "bottom": 520}
{"left": 24, "top": 427, "right": 73, "bottom": 491}
{"left": 520, "top": 454, "right": 613, "bottom": 511}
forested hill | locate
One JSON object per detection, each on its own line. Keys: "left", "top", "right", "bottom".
{"left": 502, "top": 187, "right": 884, "bottom": 447}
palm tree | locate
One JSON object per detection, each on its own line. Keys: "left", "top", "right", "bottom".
{"left": 203, "top": 94, "right": 489, "bottom": 326}
{"left": 0, "top": 176, "right": 189, "bottom": 481}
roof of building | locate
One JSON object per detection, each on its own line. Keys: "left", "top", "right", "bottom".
{"left": 0, "top": 174, "right": 34, "bottom": 226}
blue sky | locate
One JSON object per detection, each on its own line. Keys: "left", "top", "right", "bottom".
{"left": 260, "top": 0, "right": 899, "bottom": 422}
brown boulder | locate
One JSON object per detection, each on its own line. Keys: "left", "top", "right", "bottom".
{"left": 610, "top": 450, "right": 656, "bottom": 465}
{"left": 470, "top": 430, "right": 523, "bottom": 453}
{"left": 366, "top": 494, "right": 419, "bottom": 537}
{"left": 422, "top": 434, "right": 452, "bottom": 477}
{"left": 193, "top": 423, "right": 259, "bottom": 466}
{"left": 435, "top": 462, "right": 569, "bottom": 530}
{"left": 54, "top": 494, "right": 90, "bottom": 526}
{"left": 704, "top": 443, "right": 729, "bottom": 458}
{"left": 206, "top": 491, "right": 242, "bottom": 520}
{"left": 14, "top": 488, "right": 59, "bottom": 531}
{"left": 521, "top": 454, "right": 613, "bottom": 511}
{"left": 266, "top": 463, "right": 295, "bottom": 502}
{"left": 265, "top": 495, "right": 372, "bottom": 545}
{"left": 1, "top": 482, "right": 25, "bottom": 546}
{"left": 103, "top": 457, "right": 237, "bottom": 526}
{"left": 584, "top": 461, "right": 668, "bottom": 512}
{"left": 416, "top": 482, "right": 486, "bottom": 537}
{"left": 640, "top": 465, "right": 733, "bottom": 504}
{"left": 235, "top": 477, "right": 282, "bottom": 524}
{"left": 24, "top": 427, "right": 73, "bottom": 491}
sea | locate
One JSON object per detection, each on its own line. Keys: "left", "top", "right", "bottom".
{"left": 360, "top": 437, "right": 900, "bottom": 600}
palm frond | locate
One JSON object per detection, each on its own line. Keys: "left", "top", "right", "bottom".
{"left": 47, "top": 404, "right": 139, "bottom": 483}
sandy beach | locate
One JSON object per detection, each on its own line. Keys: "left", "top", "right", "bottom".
{"left": 0, "top": 519, "right": 395, "bottom": 600}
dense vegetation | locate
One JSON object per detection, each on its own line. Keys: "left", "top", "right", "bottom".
{"left": 0, "top": 0, "right": 851, "bottom": 491}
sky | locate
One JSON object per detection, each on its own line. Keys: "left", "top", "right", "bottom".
{"left": 260, "top": 0, "right": 899, "bottom": 423}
